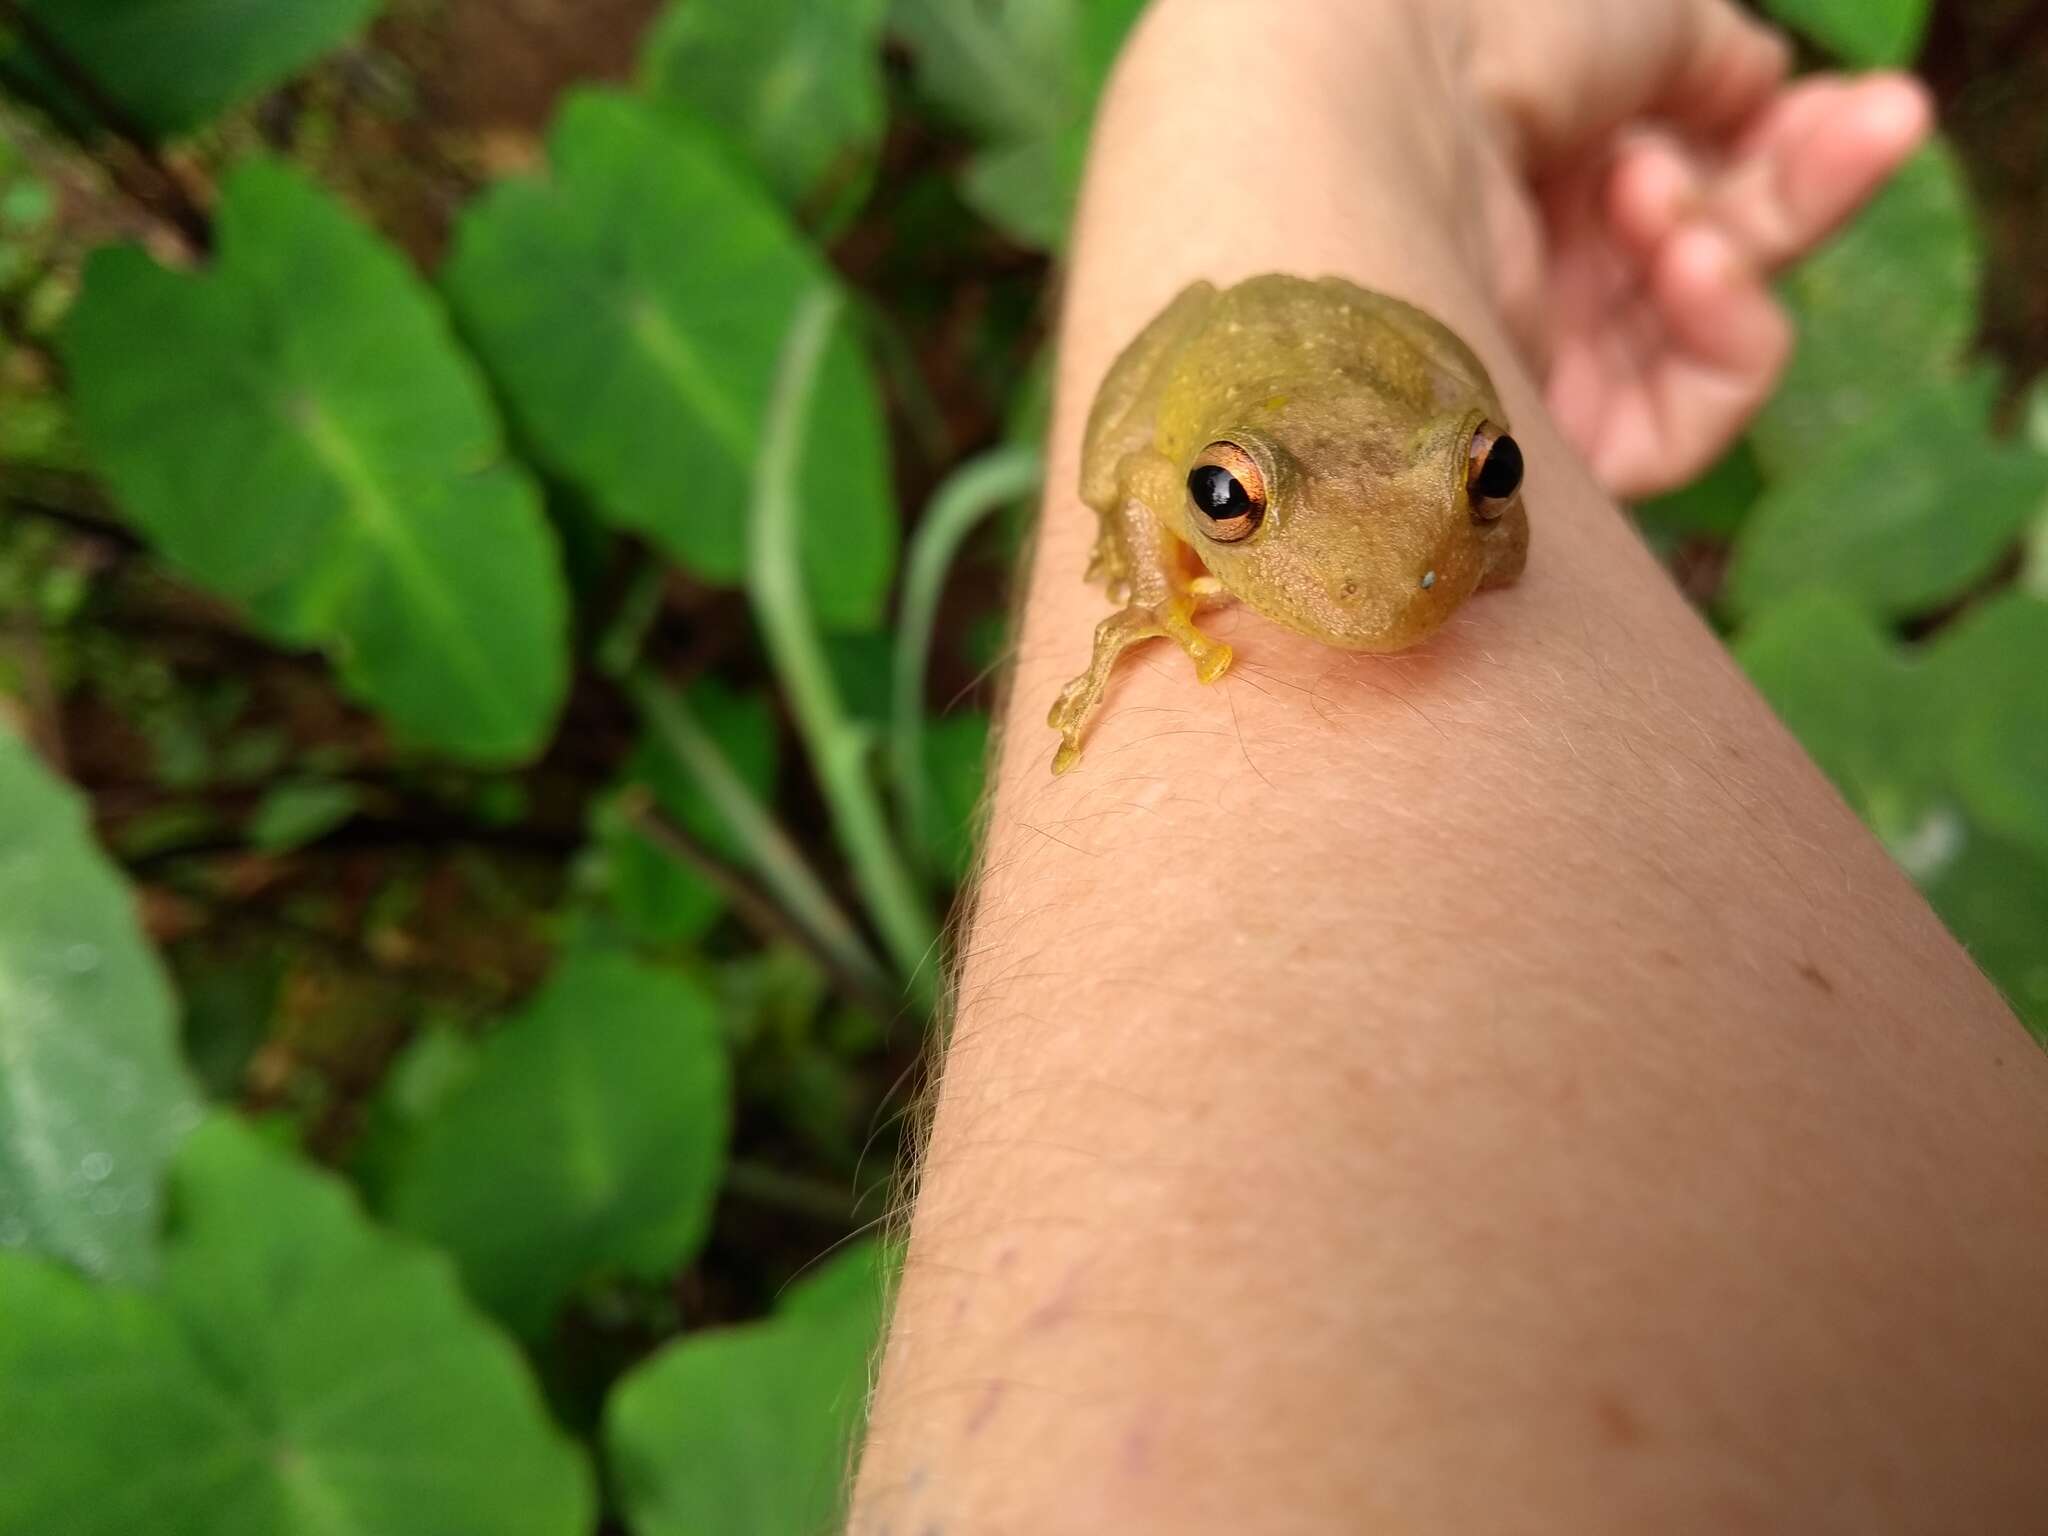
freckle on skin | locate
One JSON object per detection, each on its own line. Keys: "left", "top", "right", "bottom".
{"left": 1027, "top": 1262, "right": 1085, "bottom": 1330}
{"left": 1593, "top": 1390, "right": 1647, "bottom": 1448}
{"left": 966, "top": 1380, "right": 1006, "bottom": 1436}
{"left": 1122, "top": 1418, "right": 1156, "bottom": 1476}
{"left": 1795, "top": 959, "right": 1835, "bottom": 996}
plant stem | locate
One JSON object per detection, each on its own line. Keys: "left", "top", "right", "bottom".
{"left": 724, "top": 1158, "right": 868, "bottom": 1226}
{"left": 616, "top": 787, "right": 899, "bottom": 1022}
{"left": 890, "top": 442, "right": 1039, "bottom": 876}
{"left": 748, "top": 286, "right": 938, "bottom": 1004}
{"left": 627, "top": 672, "right": 894, "bottom": 1004}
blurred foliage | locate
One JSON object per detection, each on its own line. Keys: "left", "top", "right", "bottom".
{"left": 66, "top": 158, "right": 569, "bottom": 759}
{"left": 0, "top": 0, "right": 2041, "bottom": 1530}
{"left": 606, "top": 1240, "right": 886, "bottom": 1536}
{"left": 0, "top": 1118, "right": 594, "bottom": 1536}
{"left": 0, "top": 729, "right": 194, "bottom": 1283}
{"left": 1758, "top": 0, "right": 1933, "bottom": 65}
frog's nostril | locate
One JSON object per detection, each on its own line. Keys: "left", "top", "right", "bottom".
{"left": 1340, "top": 577, "right": 1360, "bottom": 599}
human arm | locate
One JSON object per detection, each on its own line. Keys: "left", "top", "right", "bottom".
{"left": 852, "top": 2, "right": 2048, "bottom": 1530}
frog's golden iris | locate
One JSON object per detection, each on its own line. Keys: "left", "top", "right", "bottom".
{"left": 1049, "top": 272, "right": 1530, "bottom": 775}
{"left": 1185, "top": 441, "right": 1265, "bottom": 542}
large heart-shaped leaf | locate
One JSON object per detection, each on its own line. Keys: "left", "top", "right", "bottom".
{"left": 891, "top": 0, "right": 1146, "bottom": 248}
{"left": 1922, "top": 829, "right": 2048, "bottom": 1037}
{"left": 606, "top": 1241, "right": 889, "bottom": 1536}
{"left": 1726, "top": 375, "right": 2048, "bottom": 621}
{"left": 1633, "top": 438, "right": 1763, "bottom": 544}
{"left": 5, "top": 0, "right": 383, "bottom": 138}
{"left": 0, "top": 729, "right": 196, "bottom": 1283}
{"left": 1752, "top": 142, "right": 1980, "bottom": 478}
{"left": 444, "top": 91, "right": 897, "bottom": 630}
{"left": 1927, "top": 594, "right": 2048, "bottom": 859}
{"left": 64, "top": 159, "right": 569, "bottom": 763}
{"left": 641, "top": 0, "right": 889, "bottom": 227}
{"left": 1758, "top": 0, "right": 1932, "bottom": 66}
{"left": 383, "top": 949, "right": 730, "bottom": 1336}
{"left": 0, "top": 1117, "right": 594, "bottom": 1536}
{"left": 1735, "top": 590, "right": 1948, "bottom": 849}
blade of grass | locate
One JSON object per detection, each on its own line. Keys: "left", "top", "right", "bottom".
{"left": 614, "top": 784, "right": 898, "bottom": 1021}
{"left": 749, "top": 286, "right": 938, "bottom": 1005}
{"left": 627, "top": 671, "right": 893, "bottom": 1004}
{"left": 890, "top": 443, "right": 1040, "bottom": 876}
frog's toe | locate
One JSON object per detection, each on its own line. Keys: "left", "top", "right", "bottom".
{"left": 1051, "top": 739, "right": 1083, "bottom": 775}
{"left": 1192, "top": 640, "right": 1233, "bottom": 685}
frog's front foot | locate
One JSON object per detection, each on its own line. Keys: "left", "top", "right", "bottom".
{"left": 1047, "top": 601, "right": 1232, "bottom": 773}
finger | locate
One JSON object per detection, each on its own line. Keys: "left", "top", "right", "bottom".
{"left": 1706, "top": 73, "right": 1934, "bottom": 271}
{"left": 1479, "top": 0, "right": 1791, "bottom": 170}
{"left": 1605, "top": 133, "right": 1704, "bottom": 260}
{"left": 1614, "top": 223, "right": 1791, "bottom": 496}
{"left": 1654, "top": 0, "right": 1796, "bottom": 141}
{"left": 1654, "top": 222, "right": 1792, "bottom": 380}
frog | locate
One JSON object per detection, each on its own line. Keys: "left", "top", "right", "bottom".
{"left": 1048, "top": 272, "right": 1529, "bottom": 774}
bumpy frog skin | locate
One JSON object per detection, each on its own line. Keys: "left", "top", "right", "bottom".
{"left": 1048, "top": 273, "right": 1530, "bottom": 773}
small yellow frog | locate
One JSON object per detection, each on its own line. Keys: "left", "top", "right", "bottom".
{"left": 1049, "top": 273, "right": 1529, "bottom": 773}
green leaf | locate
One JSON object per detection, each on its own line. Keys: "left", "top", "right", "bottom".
{"left": 1633, "top": 437, "right": 1763, "bottom": 543}
{"left": 0, "top": 729, "right": 197, "bottom": 1282}
{"left": 1726, "top": 375, "right": 2048, "bottom": 621}
{"left": 247, "top": 778, "right": 360, "bottom": 852}
{"left": 1757, "top": 0, "right": 1931, "bottom": 65}
{"left": 445, "top": 92, "right": 898, "bottom": 630}
{"left": 923, "top": 709, "right": 990, "bottom": 881}
{"left": 1752, "top": 142, "right": 1980, "bottom": 477}
{"left": 1921, "top": 829, "right": 2048, "bottom": 1037}
{"left": 64, "top": 159, "right": 569, "bottom": 763}
{"left": 349, "top": 1022, "right": 482, "bottom": 1203}
{"left": 1734, "top": 592, "right": 1949, "bottom": 853}
{"left": 384, "top": 949, "right": 731, "bottom": 1336}
{"left": 891, "top": 0, "right": 1146, "bottom": 248}
{"left": 889, "top": 0, "right": 1069, "bottom": 142}
{"left": 641, "top": 0, "right": 889, "bottom": 226}
{"left": 606, "top": 1241, "right": 889, "bottom": 1536}
{"left": 1926, "top": 594, "right": 2048, "bottom": 858}
{"left": 599, "top": 679, "right": 779, "bottom": 947}
{"left": 7, "top": 0, "right": 383, "bottom": 138}
{"left": 0, "top": 1118, "right": 594, "bottom": 1536}
{"left": 172, "top": 947, "right": 280, "bottom": 1101}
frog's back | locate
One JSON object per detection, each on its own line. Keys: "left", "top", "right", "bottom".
{"left": 1080, "top": 273, "right": 1501, "bottom": 513}
{"left": 1154, "top": 275, "right": 1495, "bottom": 458}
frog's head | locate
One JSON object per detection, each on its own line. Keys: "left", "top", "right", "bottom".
{"left": 1175, "top": 400, "right": 1525, "bottom": 651}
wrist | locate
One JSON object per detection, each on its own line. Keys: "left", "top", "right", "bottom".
{"left": 1094, "top": 0, "right": 1493, "bottom": 282}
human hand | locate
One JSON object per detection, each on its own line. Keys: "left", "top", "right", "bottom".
{"left": 1459, "top": 0, "right": 1931, "bottom": 499}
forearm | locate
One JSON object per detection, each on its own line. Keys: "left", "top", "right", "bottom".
{"left": 854, "top": 3, "right": 2048, "bottom": 1529}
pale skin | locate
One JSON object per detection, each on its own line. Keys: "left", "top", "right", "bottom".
{"left": 853, "top": 1, "right": 2048, "bottom": 1531}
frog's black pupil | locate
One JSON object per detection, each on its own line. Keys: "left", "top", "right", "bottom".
{"left": 1189, "top": 464, "right": 1251, "bottom": 520}
{"left": 1476, "top": 433, "right": 1523, "bottom": 500}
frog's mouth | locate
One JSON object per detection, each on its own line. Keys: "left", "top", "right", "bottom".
{"left": 1274, "top": 543, "right": 1483, "bottom": 652}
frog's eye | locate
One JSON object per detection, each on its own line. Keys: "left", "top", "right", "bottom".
{"left": 1467, "top": 423, "right": 1523, "bottom": 520}
{"left": 1187, "top": 442, "right": 1266, "bottom": 542}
